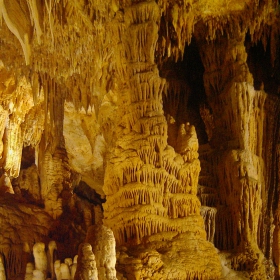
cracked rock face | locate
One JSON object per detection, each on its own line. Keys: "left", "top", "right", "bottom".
{"left": 0, "top": 0, "right": 280, "bottom": 279}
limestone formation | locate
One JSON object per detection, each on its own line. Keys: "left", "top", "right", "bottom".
{"left": 60, "top": 263, "right": 71, "bottom": 280}
{"left": 0, "top": 0, "right": 279, "bottom": 279}
{"left": 24, "top": 244, "right": 84, "bottom": 279}
{"left": 47, "top": 241, "right": 57, "bottom": 280}
{"left": 74, "top": 243, "right": 98, "bottom": 280}
{"left": 32, "top": 270, "right": 44, "bottom": 280}
{"left": 33, "top": 243, "right": 47, "bottom": 277}
{"left": 101, "top": 2, "right": 221, "bottom": 279}
{"left": 0, "top": 255, "right": 6, "bottom": 280}
{"left": 25, "top": 263, "right": 34, "bottom": 280}
{"left": 85, "top": 225, "right": 117, "bottom": 280}
{"left": 71, "top": 256, "right": 78, "bottom": 280}
{"left": 54, "top": 260, "right": 61, "bottom": 280}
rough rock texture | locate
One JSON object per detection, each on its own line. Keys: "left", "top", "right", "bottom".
{"left": 0, "top": 254, "right": 6, "bottom": 280}
{"left": 101, "top": 4, "right": 221, "bottom": 278}
{"left": 0, "top": 0, "right": 279, "bottom": 279}
{"left": 74, "top": 243, "right": 98, "bottom": 280}
{"left": 85, "top": 225, "right": 117, "bottom": 280}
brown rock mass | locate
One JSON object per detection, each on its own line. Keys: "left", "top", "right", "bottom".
{"left": 0, "top": 0, "right": 279, "bottom": 279}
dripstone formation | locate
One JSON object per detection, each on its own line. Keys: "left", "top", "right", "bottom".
{"left": 0, "top": 0, "right": 279, "bottom": 279}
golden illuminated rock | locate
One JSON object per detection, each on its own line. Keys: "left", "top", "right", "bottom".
{"left": 74, "top": 243, "right": 98, "bottom": 280}
{"left": 0, "top": 255, "right": 6, "bottom": 280}
{"left": 85, "top": 225, "right": 117, "bottom": 280}
{"left": 0, "top": 0, "right": 279, "bottom": 279}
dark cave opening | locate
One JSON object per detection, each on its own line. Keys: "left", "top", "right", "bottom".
{"left": 246, "top": 33, "right": 280, "bottom": 94}
{"left": 160, "top": 38, "right": 208, "bottom": 146}
{"left": 21, "top": 146, "right": 36, "bottom": 169}
{"left": 183, "top": 39, "right": 208, "bottom": 146}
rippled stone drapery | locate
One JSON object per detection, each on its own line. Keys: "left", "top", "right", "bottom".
{"left": 102, "top": 2, "right": 221, "bottom": 279}
{"left": 196, "top": 27, "right": 279, "bottom": 278}
{"left": 0, "top": 0, "right": 279, "bottom": 279}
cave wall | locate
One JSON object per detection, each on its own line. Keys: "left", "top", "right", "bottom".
{"left": 0, "top": 0, "right": 279, "bottom": 279}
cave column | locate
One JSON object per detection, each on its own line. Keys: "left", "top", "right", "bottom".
{"left": 273, "top": 143, "right": 280, "bottom": 276}
{"left": 198, "top": 31, "right": 266, "bottom": 276}
{"left": 101, "top": 1, "right": 221, "bottom": 278}
{"left": 102, "top": 0, "right": 205, "bottom": 248}
{"left": 102, "top": 0, "right": 170, "bottom": 246}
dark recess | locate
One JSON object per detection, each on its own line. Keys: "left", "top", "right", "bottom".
{"left": 246, "top": 33, "right": 280, "bottom": 95}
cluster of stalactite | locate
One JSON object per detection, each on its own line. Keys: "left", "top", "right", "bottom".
{"left": 0, "top": 0, "right": 279, "bottom": 279}
{"left": 0, "top": 0, "right": 121, "bottom": 118}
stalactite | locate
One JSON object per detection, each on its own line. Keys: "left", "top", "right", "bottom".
{"left": 0, "top": 0, "right": 32, "bottom": 64}
{"left": 215, "top": 206, "right": 237, "bottom": 250}
{"left": 200, "top": 206, "right": 217, "bottom": 243}
{"left": 54, "top": 260, "right": 61, "bottom": 280}
{"left": 0, "top": 0, "right": 278, "bottom": 279}
{"left": 199, "top": 103, "right": 214, "bottom": 141}
{"left": 27, "top": 0, "right": 43, "bottom": 44}
{"left": 0, "top": 245, "right": 24, "bottom": 279}
{"left": 197, "top": 186, "right": 217, "bottom": 207}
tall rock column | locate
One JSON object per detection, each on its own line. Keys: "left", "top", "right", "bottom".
{"left": 198, "top": 31, "right": 268, "bottom": 278}
{"left": 102, "top": 1, "right": 221, "bottom": 279}
{"left": 273, "top": 140, "right": 280, "bottom": 277}
{"left": 38, "top": 76, "right": 72, "bottom": 220}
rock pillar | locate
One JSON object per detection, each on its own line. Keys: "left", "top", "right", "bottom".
{"left": 102, "top": 1, "right": 221, "bottom": 279}
{"left": 198, "top": 31, "right": 268, "bottom": 278}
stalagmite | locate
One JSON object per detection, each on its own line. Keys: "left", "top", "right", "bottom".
{"left": 0, "top": 255, "right": 6, "bottom": 280}
{"left": 74, "top": 243, "right": 98, "bottom": 280}
{"left": 60, "top": 263, "right": 71, "bottom": 280}
{"left": 65, "top": 258, "right": 72, "bottom": 267}
{"left": 32, "top": 270, "right": 44, "bottom": 280}
{"left": 0, "top": 0, "right": 279, "bottom": 279}
{"left": 0, "top": 173, "right": 13, "bottom": 194}
{"left": 33, "top": 243, "right": 47, "bottom": 278}
{"left": 85, "top": 225, "right": 117, "bottom": 280}
{"left": 71, "top": 256, "right": 78, "bottom": 280}
{"left": 25, "top": 263, "right": 34, "bottom": 280}
{"left": 0, "top": 0, "right": 32, "bottom": 64}
{"left": 47, "top": 241, "right": 57, "bottom": 280}
{"left": 54, "top": 260, "right": 61, "bottom": 280}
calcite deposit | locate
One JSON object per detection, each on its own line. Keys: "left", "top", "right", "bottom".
{"left": 0, "top": 0, "right": 279, "bottom": 279}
